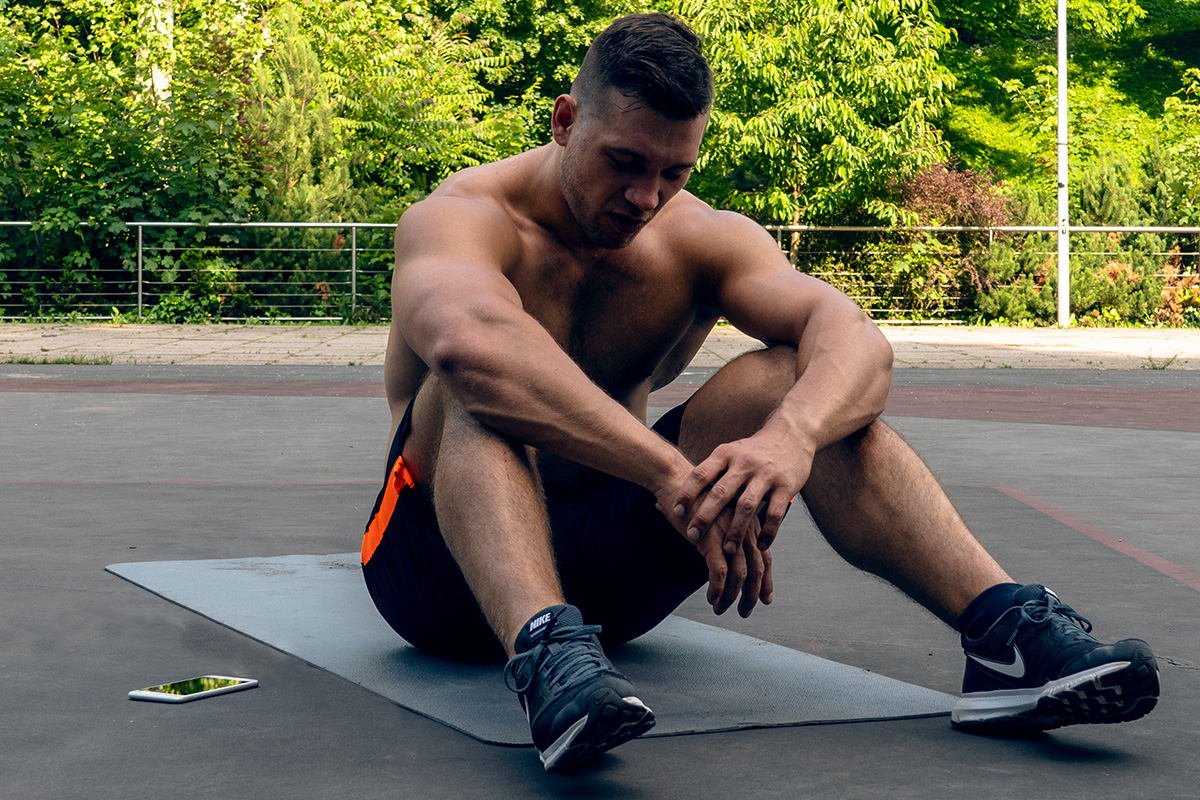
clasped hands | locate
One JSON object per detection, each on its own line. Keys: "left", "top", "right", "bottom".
{"left": 656, "top": 432, "right": 810, "bottom": 618}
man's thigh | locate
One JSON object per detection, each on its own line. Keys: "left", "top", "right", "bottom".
{"left": 361, "top": 399, "right": 505, "bottom": 661}
{"left": 362, "top": 400, "right": 706, "bottom": 658}
{"left": 549, "top": 402, "right": 707, "bottom": 648}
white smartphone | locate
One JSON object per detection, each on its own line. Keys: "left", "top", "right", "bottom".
{"left": 128, "top": 675, "right": 258, "bottom": 703}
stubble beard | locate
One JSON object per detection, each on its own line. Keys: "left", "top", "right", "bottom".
{"left": 559, "top": 153, "right": 634, "bottom": 250}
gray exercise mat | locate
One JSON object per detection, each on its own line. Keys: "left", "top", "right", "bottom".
{"left": 107, "top": 553, "right": 953, "bottom": 745}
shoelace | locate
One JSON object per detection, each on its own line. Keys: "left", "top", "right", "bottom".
{"left": 1006, "top": 592, "right": 1094, "bottom": 647}
{"left": 504, "top": 622, "right": 607, "bottom": 696}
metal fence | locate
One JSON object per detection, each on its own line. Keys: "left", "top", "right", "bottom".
{"left": 1, "top": 220, "right": 1198, "bottom": 322}
{"left": 764, "top": 224, "right": 1200, "bottom": 322}
{"left": 0, "top": 221, "right": 396, "bottom": 322}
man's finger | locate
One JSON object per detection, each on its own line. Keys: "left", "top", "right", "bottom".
{"left": 756, "top": 491, "right": 792, "bottom": 551}
{"left": 737, "top": 540, "right": 764, "bottom": 618}
{"left": 715, "top": 546, "right": 747, "bottom": 615}
{"left": 702, "top": 535, "right": 727, "bottom": 608}
{"left": 721, "top": 478, "right": 769, "bottom": 555}
{"left": 672, "top": 453, "right": 726, "bottom": 525}
{"left": 689, "top": 470, "right": 748, "bottom": 545}
{"left": 760, "top": 547, "right": 774, "bottom": 605}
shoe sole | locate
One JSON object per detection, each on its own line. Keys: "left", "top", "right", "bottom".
{"left": 951, "top": 649, "right": 1159, "bottom": 731}
{"left": 540, "top": 689, "right": 655, "bottom": 773}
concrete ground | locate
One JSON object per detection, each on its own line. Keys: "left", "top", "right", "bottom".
{"left": 4, "top": 321, "right": 1200, "bottom": 369}
{"left": 2, "top": 323, "right": 1199, "bottom": 799}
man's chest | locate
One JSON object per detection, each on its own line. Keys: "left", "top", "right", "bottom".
{"left": 511, "top": 250, "right": 703, "bottom": 394}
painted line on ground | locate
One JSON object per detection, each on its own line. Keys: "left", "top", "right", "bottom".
{"left": 995, "top": 484, "right": 1200, "bottom": 594}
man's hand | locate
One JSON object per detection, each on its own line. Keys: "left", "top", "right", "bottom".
{"left": 654, "top": 470, "right": 774, "bottom": 618}
{"left": 695, "top": 507, "right": 774, "bottom": 617}
{"left": 671, "top": 429, "right": 815, "bottom": 559}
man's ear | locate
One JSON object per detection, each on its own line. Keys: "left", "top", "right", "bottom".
{"left": 551, "top": 94, "right": 578, "bottom": 146}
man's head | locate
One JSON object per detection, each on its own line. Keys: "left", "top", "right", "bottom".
{"left": 554, "top": 14, "right": 713, "bottom": 249}
{"left": 571, "top": 13, "right": 713, "bottom": 122}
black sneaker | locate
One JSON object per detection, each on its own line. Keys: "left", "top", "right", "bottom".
{"left": 503, "top": 605, "right": 654, "bottom": 772}
{"left": 952, "top": 584, "right": 1159, "bottom": 731}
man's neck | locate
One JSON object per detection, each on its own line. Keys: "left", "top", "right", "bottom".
{"left": 526, "top": 144, "right": 611, "bottom": 262}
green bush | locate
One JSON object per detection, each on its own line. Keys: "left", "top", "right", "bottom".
{"left": 968, "top": 151, "right": 1197, "bottom": 325}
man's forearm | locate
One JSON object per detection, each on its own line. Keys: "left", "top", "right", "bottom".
{"left": 428, "top": 310, "right": 693, "bottom": 495}
{"left": 766, "top": 307, "right": 893, "bottom": 454}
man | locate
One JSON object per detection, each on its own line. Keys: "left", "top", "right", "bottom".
{"left": 361, "top": 13, "right": 1159, "bottom": 772}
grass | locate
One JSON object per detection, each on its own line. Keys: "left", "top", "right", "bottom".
{"left": 2, "top": 353, "right": 115, "bottom": 365}
{"left": 1143, "top": 351, "right": 1181, "bottom": 369}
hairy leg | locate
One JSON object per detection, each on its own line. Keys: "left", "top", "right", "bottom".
{"left": 403, "top": 377, "right": 565, "bottom": 655}
{"left": 678, "top": 344, "right": 1010, "bottom": 626}
{"left": 801, "top": 421, "right": 1011, "bottom": 626}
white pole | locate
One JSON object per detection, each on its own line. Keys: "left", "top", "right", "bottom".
{"left": 1056, "top": 0, "right": 1070, "bottom": 327}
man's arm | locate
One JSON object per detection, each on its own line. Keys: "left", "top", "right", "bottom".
{"left": 389, "top": 195, "right": 695, "bottom": 496}
{"left": 668, "top": 211, "right": 894, "bottom": 554}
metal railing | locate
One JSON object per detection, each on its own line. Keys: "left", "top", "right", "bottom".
{"left": 2, "top": 221, "right": 1198, "bottom": 322}
{"left": 0, "top": 221, "right": 396, "bottom": 322}
{"left": 764, "top": 224, "right": 1200, "bottom": 322}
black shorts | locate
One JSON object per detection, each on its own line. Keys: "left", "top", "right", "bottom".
{"left": 360, "top": 401, "right": 707, "bottom": 662}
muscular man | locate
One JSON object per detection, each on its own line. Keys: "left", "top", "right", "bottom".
{"left": 360, "top": 13, "right": 1159, "bottom": 772}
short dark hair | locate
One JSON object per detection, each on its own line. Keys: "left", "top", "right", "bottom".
{"left": 572, "top": 13, "right": 714, "bottom": 121}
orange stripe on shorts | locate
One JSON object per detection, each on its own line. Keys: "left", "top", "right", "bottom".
{"left": 361, "top": 455, "right": 416, "bottom": 565}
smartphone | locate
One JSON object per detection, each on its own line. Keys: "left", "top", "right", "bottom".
{"left": 128, "top": 675, "right": 258, "bottom": 703}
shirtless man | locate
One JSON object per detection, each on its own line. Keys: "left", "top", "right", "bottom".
{"left": 360, "top": 12, "right": 1159, "bottom": 772}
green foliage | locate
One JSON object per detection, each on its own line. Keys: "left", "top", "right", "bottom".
{"left": 246, "top": 4, "right": 360, "bottom": 223}
{"left": 293, "top": 0, "right": 538, "bottom": 214}
{"left": 678, "top": 0, "right": 955, "bottom": 224}
{"left": 968, "top": 236, "right": 1059, "bottom": 323}
{"left": 425, "top": 0, "right": 654, "bottom": 133}
{"left": 968, "top": 158, "right": 1187, "bottom": 326}
{"left": 997, "top": 66, "right": 1111, "bottom": 170}
{"left": 1, "top": 0, "right": 1198, "bottom": 323}
{"left": 943, "top": 0, "right": 1200, "bottom": 196}
{"left": 1156, "top": 67, "right": 1200, "bottom": 225}
{"left": 0, "top": 0, "right": 265, "bottom": 315}
{"left": 1019, "top": 0, "right": 1147, "bottom": 39}
{"left": 792, "top": 161, "right": 1010, "bottom": 320}
{"left": 940, "top": 0, "right": 1147, "bottom": 43}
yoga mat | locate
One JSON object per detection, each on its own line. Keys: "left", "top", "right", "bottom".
{"left": 107, "top": 553, "right": 954, "bottom": 745}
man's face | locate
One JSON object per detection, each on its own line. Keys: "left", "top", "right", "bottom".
{"left": 557, "top": 89, "right": 708, "bottom": 249}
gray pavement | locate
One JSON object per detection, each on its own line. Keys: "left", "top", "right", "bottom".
{"left": 3, "top": 325, "right": 1200, "bottom": 799}
{"left": 3, "top": 321, "right": 1200, "bottom": 369}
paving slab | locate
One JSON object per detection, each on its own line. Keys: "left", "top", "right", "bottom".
{"left": 4, "top": 321, "right": 1200, "bottom": 368}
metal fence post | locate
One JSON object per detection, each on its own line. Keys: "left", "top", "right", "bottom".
{"left": 137, "top": 224, "right": 144, "bottom": 320}
{"left": 350, "top": 225, "right": 357, "bottom": 321}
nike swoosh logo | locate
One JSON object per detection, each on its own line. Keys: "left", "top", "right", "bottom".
{"left": 967, "top": 646, "right": 1026, "bottom": 679}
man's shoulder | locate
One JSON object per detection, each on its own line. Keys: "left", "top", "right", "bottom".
{"left": 664, "top": 192, "right": 750, "bottom": 229}
{"left": 658, "top": 193, "right": 775, "bottom": 264}
{"left": 400, "top": 151, "right": 541, "bottom": 243}
{"left": 410, "top": 170, "right": 511, "bottom": 225}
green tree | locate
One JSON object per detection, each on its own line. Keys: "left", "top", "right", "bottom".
{"left": 0, "top": 0, "right": 266, "bottom": 315}
{"left": 288, "top": 0, "right": 538, "bottom": 216}
{"left": 422, "top": 0, "right": 653, "bottom": 134}
{"left": 676, "top": 0, "right": 955, "bottom": 225}
{"left": 1156, "top": 67, "right": 1200, "bottom": 226}
{"left": 245, "top": 3, "right": 359, "bottom": 222}
{"left": 939, "top": 0, "right": 1146, "bottom": 42}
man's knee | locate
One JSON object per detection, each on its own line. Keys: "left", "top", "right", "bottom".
{"left": 730, "top": 343, "right": 798, "bottom": 409}
{"left": 403, "top": 374, "right": 535, "bottom": 489}
{"left": 705, "top": 343, "right": 798, "bottom": 418}
{"left": 676, "top": 344, "right": 798, "bottom": 459}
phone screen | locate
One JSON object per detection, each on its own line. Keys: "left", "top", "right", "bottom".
{"left": 143, "top": 676, "right": 250, "bottom": 695}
